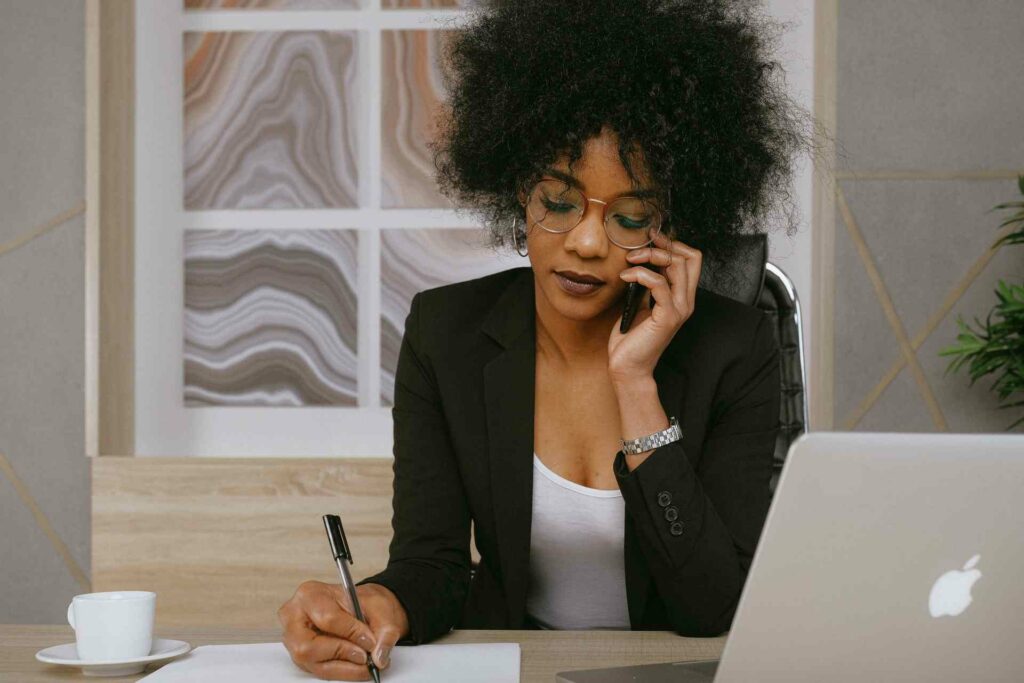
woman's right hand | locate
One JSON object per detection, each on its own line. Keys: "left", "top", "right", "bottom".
{"left": 278, "top": 580, "right": 410, "bottom": 681}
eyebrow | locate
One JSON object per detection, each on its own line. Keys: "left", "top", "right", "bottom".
{"left": 541, "top": 167, "right": 659, "bottom": 200}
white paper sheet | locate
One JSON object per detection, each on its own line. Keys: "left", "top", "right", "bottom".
{"left": 138, "top": 641, "right": 520, "bottom": 682}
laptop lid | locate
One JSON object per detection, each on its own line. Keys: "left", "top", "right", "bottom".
{"left": 716, "top": 431, "right": 1024, "bottom": 682}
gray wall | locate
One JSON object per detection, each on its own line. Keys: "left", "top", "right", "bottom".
{"left": 0, "top": 0, "right": 90, "bottom": 622}
{"left": 834, "top": 0, "right": 1024, "bottom": 432}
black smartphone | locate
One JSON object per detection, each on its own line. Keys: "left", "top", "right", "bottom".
{"left": 619, "top": 263, "right": 659, "bottom": 333}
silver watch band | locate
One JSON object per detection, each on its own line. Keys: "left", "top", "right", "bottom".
{"left": 621, "top": 416, "right": 682, "bottom": 455}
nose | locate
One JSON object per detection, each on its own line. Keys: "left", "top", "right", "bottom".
{"left": 563, "top": 198, "right": 608, "bottom": 257}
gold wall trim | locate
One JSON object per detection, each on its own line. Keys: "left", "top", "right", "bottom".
{"left": 0, "top": 203, "right": 84, "bottom": 259}
{"left": 85, "top": 0, "right": 134, "bottom": 457}
{"left": 836, "top": 185, "right": 948, "bottom": 430}
{"left": 837, "top": 170, "right": 1024, "bottom": 181}
{"left": 840, "top": 219, "right": 1017, "bottom": 429}
{"left": 0, "top": 451, "right": 90, "bottom": 592}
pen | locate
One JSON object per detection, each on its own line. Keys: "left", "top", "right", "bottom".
{"left": 323, "top": 514, "right": 382, "bottom": 683}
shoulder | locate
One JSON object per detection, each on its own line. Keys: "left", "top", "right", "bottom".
{"left": 412, "top": 267, "right": 526, "bottom": 325}
{"left": 692, "top": 286, "right": 773, "bottom": 344}
{"left": 674, "top": 286, "right": 777, "bottom": 370}
{"left": 405, "top": 267, "right": 529, "bottom": 352}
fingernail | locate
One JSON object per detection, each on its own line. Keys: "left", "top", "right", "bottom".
{"left": 353, "top": 648, "right": 367, "bottom": 664}
{"left": 375, "top": 645, "right": 392, "bottom": 668}
{"left": 357, "top": 634, "right": 374, "bottom": 650}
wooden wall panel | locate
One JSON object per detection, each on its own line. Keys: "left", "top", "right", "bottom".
{"left": 85, "top": 0, "right": 135, "bottom": 457}
{"left": 93, "top": 457, "right": 480, "bottom": 629}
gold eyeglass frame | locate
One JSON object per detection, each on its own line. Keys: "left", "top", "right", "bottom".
{"left": 521, "top": 176, "right": 665, "bottom": 250}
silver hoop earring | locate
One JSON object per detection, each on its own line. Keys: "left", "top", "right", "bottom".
{"left": 511, "top": 216, "right": 528, "bottom": 257}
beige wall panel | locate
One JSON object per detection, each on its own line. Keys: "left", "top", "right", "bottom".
{"left": 93, "top": 457, "right": 481, "bottom": 629}
{"left": 86, "top": 0, "right": 134, "bottom": 457}
{"left": 811, "top": 0, "right": 837, "bottom": 430}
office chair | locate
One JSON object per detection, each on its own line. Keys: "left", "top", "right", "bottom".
{"left": 697, "top": 233, "right": 809, "bottom": 493}
{"left": 758, "top": 262, "right": 810, "bottom": 492}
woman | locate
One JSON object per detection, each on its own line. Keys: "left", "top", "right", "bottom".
{"left": 279, "top": 0, "right": 810, "bottom": 678}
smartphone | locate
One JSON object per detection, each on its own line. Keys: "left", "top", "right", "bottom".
{"left": 619, "top": 263, "right": 659, "bottom": 333}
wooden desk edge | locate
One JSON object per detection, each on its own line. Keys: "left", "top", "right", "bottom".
{"left": 2, "top": 625, "right": 727, "bottom": 683}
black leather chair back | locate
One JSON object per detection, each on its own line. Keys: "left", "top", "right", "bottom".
{"left": 697, "top": 234, "right": 808, "bottom": 493}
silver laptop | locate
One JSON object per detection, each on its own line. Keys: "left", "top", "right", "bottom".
{"left": 557, "top": 431, "right": 1024, "bottom": 682}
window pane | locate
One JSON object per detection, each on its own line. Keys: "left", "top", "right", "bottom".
{"left": 185, "top": 229, "right": 359, "bottom": 406}
{"left": 382, "top": 0, "right": 475, "bottom": 8}
{"left": 185, "top": 1, "right": 361, "bottom": 10}
{"left": 381, "top": 30, "right": 458, "bottom": 208}
{"left": 184, "top": 31, "right": 360, "bottom": 209}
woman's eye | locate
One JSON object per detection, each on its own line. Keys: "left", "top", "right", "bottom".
{"left": 541, "top": 197, "right": 577, "bottom": 213}
{"left": 615, "top": 214, "right": 652, "bottom": 230}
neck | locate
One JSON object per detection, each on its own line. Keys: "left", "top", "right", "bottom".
{"left": 533, "top": 277, "right": 621, "bottom": 367}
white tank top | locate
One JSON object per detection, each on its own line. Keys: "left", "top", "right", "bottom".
{"left": 524, "top": 453, "right": 631, "bottom": 630}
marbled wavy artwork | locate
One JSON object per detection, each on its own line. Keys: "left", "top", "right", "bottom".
{"left": 380, "top": 228, "right": 523, "bottom": 405}
{"left": 184, "top": 31, "right": 360, "bottom": 209}
{"left": 186, "top": 0, "right": 473, "bottom": 9}
{"left": 381, "top": 30, "right": 458, "bottom": 208}
{"left": 382, "top": 0, "right": 473, "bottom": 7}
{"left": 186, "top": 1, "right": 359, "bottom": 9}
{"left": 184, "top": 229, "right": 359, "bottom": 406}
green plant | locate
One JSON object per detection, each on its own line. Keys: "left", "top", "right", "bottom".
{"left": 938, "top": 175, "right": 1024, "bottom": 430}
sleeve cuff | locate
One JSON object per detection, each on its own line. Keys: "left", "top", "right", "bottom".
{"left": 614, "top": 440, "right": 704, "bottom": 569}
{"left": 356, "top": 568, "right": 433, "bottom": 646}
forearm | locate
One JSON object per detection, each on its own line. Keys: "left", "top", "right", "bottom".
{"left": 610, "top": 378, "right": 768, "bottom": 636}
{"left": 614, "top": 443, "right": 753, "bottom": 635}
{"left": 371, "top": 291, "right": 473, "bottom": 644}
{"left": 613, "top": 376, "right": 669, "bottom": 470}
{"left": 612, "top": 312, "right": 780, "bottom": 635}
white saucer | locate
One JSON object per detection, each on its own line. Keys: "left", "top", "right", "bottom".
{"left": 36, "top": 638, "right": 192, "bottom": 677}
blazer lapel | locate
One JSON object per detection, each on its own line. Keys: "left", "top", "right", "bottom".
{"left": 481, "top": 267, "right": 537, "bottom": 629}
{"left": 481, "top": 266, "right": 691, "bottom": 629}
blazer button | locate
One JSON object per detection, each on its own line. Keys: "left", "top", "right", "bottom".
{"left": 656, "top": 491, "right": 672, "bottom": 507}
{"left": 669, "top": 521, "right": 684, "bottom": 536}
{"left": 664, "top": 506, "right": 679, "bottom": 522}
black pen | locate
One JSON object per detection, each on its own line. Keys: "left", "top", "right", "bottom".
{"left": 323, "top": 514, "right": 382, "bottom": 683}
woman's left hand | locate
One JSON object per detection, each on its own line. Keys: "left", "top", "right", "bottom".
{"left": 608, "top": 230, "right": 702, "bottom": 383}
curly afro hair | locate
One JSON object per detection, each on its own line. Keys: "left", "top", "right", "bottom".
{"left": 431, "top": 0, "right": 817, "bottom": 271}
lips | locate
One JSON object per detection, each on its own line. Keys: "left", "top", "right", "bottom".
{"left": 555, "top": 270, "right": 604, "bottom": 284}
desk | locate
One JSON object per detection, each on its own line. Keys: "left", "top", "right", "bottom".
{"left": 1, "top": 625, "right": 725, "bottom": 682}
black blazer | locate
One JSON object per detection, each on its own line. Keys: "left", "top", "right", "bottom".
{"left": 357, "top": 266, "right": 781, "bottom": 642}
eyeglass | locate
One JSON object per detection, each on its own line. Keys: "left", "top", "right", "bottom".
{"left": 522, "top": 176, "right": 664, "bottom": 249}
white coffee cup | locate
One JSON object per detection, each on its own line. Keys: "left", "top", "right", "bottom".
{"left": 66, "top": 591, "right": 156, "bottom": 661}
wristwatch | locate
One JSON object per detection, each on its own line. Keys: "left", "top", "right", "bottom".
{"left": 621, "top": 416, "right": 682, "bottom": 456}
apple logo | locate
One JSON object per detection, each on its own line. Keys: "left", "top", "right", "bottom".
{"left": 929, "top": 554, "right": 982, "bottom": 618}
